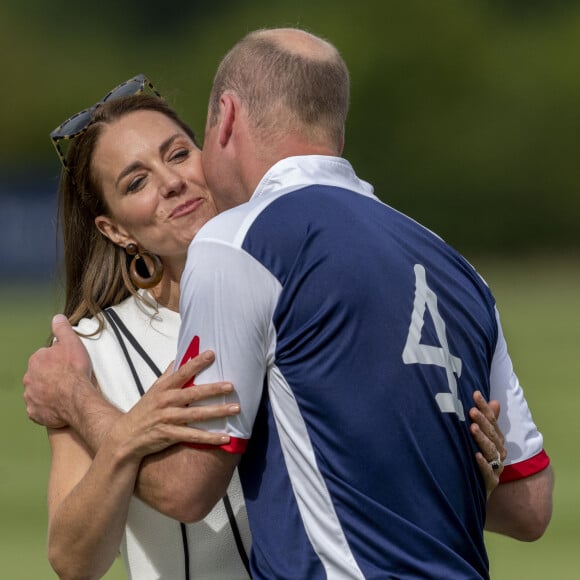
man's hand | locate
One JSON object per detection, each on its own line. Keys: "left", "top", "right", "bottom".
{"left": 23, "top": 314, "right": 93, "bottom": 429}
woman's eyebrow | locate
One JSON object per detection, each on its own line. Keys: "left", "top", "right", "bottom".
{"left": 115, "top": 133, "right": 183, "bottom": 186}
{"left": 159, "top": 133, "right": 182, "bottom": 157}
{"left": 116, "top": 161, "right": 144, "bottom": 187}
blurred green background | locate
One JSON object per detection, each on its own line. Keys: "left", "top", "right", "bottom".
{"left": 1, "top": 0, "right": 578, "bottom": 578}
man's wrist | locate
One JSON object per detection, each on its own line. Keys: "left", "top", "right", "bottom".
{"left": 68, "top": 376, "right": 121, "bottom": 453}
{"left": 65, "top": 374, "right": 95, "bottom": 427}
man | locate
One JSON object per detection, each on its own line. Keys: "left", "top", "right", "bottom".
{"left": 173, "top": 28, "right": 552, "bottom": 577}
{"left": 25, "top": 28, "right": 551, "bottom": 579}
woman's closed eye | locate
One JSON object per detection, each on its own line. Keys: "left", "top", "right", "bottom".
{"left": 168, "top": 147, "right": 190, "bottom": 163}
{"left": 126, "top": 174, "right": 147, "bottom": 194}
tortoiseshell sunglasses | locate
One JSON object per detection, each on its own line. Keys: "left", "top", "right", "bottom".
{"left": 49, "top": 73, "right": 161, "bottom": 170}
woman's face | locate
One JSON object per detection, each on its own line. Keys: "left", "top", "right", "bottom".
{"left": 93, "top": 109, "right": 217, "bottom": 261}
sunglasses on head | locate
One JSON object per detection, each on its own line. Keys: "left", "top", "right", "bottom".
{"left": 50, "top": 73, "right": 161, "bottom": 170}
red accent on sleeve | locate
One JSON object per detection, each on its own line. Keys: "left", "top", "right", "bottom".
{"left": 179, "top": 336, "right": 200, "bottom": 388}
{"left": 499, "top": 450, "right": 550, "bottom": 483}
{"left": 183, "top": 436, "right": 248, "bottom": 454}
{"left": 178, "top": 337, "right": 245, "bottom": 454}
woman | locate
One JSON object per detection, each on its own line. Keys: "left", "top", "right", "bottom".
{"left": 45, "top": 76, "right": 505, "bottom": 579}
{"left": 48, "top": 79, "right": 251, "bottom": 580}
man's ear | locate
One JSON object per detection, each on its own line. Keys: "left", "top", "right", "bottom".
{"left": 94, "top": 215, "right": 131, "bottom": 247}
{"left": 217, "top": 93, "right": 237, "bottom": 148}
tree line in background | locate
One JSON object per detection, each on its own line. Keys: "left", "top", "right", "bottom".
{"left": 3, "top": 0, "right": 579, "bottom": 253}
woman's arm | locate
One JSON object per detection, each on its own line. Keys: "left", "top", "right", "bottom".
{"left": 47, "top": 427, "right": 138, "bottom": 580}
{"left": 45, "top": 368, "right": 238, "bottom": 580}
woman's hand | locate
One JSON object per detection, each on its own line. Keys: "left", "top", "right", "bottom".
{"left": 469, "top": 391, "right": 507, "bottom": 498}
{"left": 107, "top": 352, "right": 240, "bottom": 461}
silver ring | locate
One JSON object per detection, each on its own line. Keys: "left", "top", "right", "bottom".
{"left": 488, "top": 451, "right": 502, "bottom": 471}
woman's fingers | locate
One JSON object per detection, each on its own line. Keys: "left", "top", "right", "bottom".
{"left": 161, "top": 397, "right": 241, "bottom": 425}
{"left": 469, "top": 391, "right": 508, "bottom": 497}
{"left": 470, "top": 391, "right": 506, "bottom": 461}
{"left": 112, "top": 350, "right": 242, "bottom": 456}
{"left": 474, "top": 451, "right": 502, "bottom": 499}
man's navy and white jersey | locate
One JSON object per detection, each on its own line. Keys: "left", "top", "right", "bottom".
{"left": 177, "top": 156, "right": 549, "bottom": 579}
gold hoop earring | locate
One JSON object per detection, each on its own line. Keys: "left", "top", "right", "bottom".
{"left": 126, "top": 243, "right": 163, "bottom": 289}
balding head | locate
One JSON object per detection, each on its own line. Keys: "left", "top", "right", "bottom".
{"left": 207, "top": 27, "right": 349, "bottom": 151}
{"left": 258, "top": 27, "right": 338, "bottom": 60}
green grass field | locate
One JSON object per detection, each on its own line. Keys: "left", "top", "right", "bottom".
{"left": 1, "top": 255, "right": 578, "bottom": 579}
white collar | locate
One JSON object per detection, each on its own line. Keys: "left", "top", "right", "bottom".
{"left": 251, "top": 155, "right": 376, "bottom": 201}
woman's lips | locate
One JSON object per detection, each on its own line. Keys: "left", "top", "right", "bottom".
{"left": 170, "top": 198, "right": 203, "bottom": 219}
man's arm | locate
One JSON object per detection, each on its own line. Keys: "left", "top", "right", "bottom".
{"left": 485, "top": 309, "right": 554, "bottom": 540}
{"left": 470, "top": 388, "right": 553, "bottom": 539}
{"left": 485, "top": 466, "right": 554, "bottom": 540}
{"left": 24, "top": 315, "right": 240, "bottom": 519}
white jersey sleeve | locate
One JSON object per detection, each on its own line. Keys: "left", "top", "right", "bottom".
{"left": 490, "top": 307, "right": 550, "bottom": 480}
{"left": 177, "top": 237, "right": 281, "bottom": 452}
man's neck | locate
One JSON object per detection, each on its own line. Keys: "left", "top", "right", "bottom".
{"left": 244, "top": 134, "right": 339, "bottom": 198}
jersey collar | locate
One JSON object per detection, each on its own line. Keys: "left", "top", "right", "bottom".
{"left": 252, "top": 155, "right": 376, "bottom": 202}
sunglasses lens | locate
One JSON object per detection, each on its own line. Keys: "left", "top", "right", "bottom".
{"left": 52, "top": 109, "right": 93, "bottom": 139}
{"left": 103, "top": 78, "right": 145, "bottom": 103}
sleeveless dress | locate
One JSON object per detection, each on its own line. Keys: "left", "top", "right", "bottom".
{"left": 76, "top": 291, "right": 252, "bottom": 579}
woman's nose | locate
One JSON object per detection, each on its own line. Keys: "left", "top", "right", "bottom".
{"left": 160, "top": 168, "right": 186, "bottom": 197}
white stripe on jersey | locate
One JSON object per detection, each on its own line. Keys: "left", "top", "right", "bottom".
{"left": 268, "top": 364, "right": 366, "bottom": 579}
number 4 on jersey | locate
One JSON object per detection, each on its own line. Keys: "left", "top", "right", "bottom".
{"left": 402, "top": 264, "right": 465, "bottom": 421}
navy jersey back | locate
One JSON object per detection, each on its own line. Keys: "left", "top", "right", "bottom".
{"left": 239, "top": 185, "right": 497, "bottom": 578}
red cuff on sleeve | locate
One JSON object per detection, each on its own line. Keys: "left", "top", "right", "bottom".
{"left": 183, "top": 436, "right": 248, "bottom": 454}
{"left": 500, "top": 449, "right": 550, "bottom": 483}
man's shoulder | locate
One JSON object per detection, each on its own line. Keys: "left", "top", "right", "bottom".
{"left": 195, "top": 205, "right": 247, "bottom": 240}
